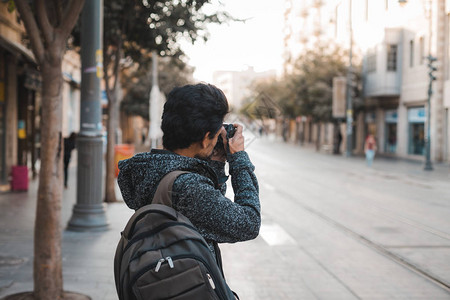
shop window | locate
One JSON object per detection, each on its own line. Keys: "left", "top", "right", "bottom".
{"left": 409, "top": 124, "right": 425, "bottom": 155}
{"left": 367, "top": 48, "right": 376, "bottom": 73}
{"left": 419, "top": 37, "right": 424, "bottom": 65}
{"left": 409, "top": 40, "right": 414, "bottom": 67}
{"left": 385, "top": 110, "right": 397, "bottom": 153}
{"left": 387, "top": 44, "right": 397, "bottom": 71}
{"left": 408, "top": 107, "right": 425, "bottom": 155}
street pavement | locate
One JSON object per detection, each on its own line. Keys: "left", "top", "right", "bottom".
{"left": 0, "top": 136, "right": 449, "bottom": 299}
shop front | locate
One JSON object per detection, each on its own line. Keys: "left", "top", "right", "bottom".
{"left": 385, "top": 109, "right": 397, "bottom": 153}
{"left": 365, "top": 111, "right": 377, "bottom": 135}
{"left": 407, "top": 107, "right": 425, "bottom": 155}
{"left": 0, "top": 39, "right": 37, "bottom": 184}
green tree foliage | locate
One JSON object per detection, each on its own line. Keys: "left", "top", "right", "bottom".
{"left": 98, "top": 0, "right": 232, "bottom": 202}
{"left": 120, "top": 57, "right": 195, "bottom": 119}
{"left": 247, "top": 45, "right": 361, "bottom": 122}
{"left": 241, "top": 77, "right": 286, "bottom": 119}
{"left": 289, "top": 46, "right": 349, "bottom": 122}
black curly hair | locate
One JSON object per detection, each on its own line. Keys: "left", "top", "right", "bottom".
{"left": 161, "top": 83, "right": 229, "bottom": 151}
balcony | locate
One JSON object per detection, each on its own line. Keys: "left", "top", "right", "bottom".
{"left": 363, "top": 28, "right": 403, "bottom": 98}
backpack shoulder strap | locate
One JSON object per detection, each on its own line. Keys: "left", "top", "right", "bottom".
{"left": 152, "top": 170, "right": 189, "bottom": 207}
{"left": 121, "top": 171, "right": 189, "bottom": 239}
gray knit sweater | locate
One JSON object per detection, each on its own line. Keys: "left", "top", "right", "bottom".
{"left": 117, "top": 149, "right": 261, "bottom": 245}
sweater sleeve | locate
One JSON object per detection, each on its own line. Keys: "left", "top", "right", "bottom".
{"left": 172, "top": 151, "right": 260, "bottom": 243}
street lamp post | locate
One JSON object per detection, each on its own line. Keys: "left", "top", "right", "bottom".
{"left": 67, "top": 0, "right": 108, "bottom": 231}
{"left": 424, "top": 55, "right": 437, "bottom": 171}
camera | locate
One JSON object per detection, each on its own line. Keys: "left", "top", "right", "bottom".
{"left": 223, "top": 123, "right": 236, "bottom": 139}
{"left": 215, "top": 123, "right": 236, "bottom": 152}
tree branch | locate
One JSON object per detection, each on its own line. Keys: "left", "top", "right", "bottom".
{"left": 15, "top": 0, "right": 45, "bottom": 64}
{"left": 112, "top": 47, "right": 121, "bottom": 95}
{"left": 59, "top": 0, "right": 85, "bottom": 38}
{"left": 112, "top": 26, "right": 125, "bottom": 93}
{"left": 36, "top": 0, "right": 54, "bottom": 45}
{"left": 54, "top": 0, "right": 64, "bottom": 26}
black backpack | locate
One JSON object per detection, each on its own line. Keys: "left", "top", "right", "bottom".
{"left": 114, "top": 171, "right": 237, "bottom": 300}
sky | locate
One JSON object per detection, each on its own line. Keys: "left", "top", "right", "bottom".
{"left": 179, "top": 0, "right": 286, "bottom": 83}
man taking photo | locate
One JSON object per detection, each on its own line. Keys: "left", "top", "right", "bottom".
{"left": 117, "top": 83, "right": 261, "bottom": 297}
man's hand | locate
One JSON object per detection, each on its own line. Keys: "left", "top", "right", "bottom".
{"left": 227, "top": 124, "right": 244, "bottom": 154}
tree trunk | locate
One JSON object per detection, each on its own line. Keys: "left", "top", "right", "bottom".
{"left": 316, "top": 123, "right": 321, "bottom": 151}
{"left": 104, "top": 89, "right": 118, "bottom": 203}
{"left": 104, "top": 46, "right": 123, "bottom": 203}
{"left": 33, "top": 62, "right": 64, "bottom": 299}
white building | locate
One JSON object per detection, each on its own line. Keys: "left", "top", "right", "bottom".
{"left": 212, "top": 67, "right": 276, "bottom": 111}
{"left": 284, "top": 0, "right": 450, "bottom": 163}
{"left": 359, "top": 0, "right": 449, "bottom": 163}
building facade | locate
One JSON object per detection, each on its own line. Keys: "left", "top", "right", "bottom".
{"left": 0, "top": 3, "right": 81, "bottom": 186}
{"left": 360, "top": 0, "right": 449, "bottom": 162}
{"left": 212, "top": 67, "right": 276, "bottom": 111}
{"left": 284, "top": 0, "right": 450, "bottom": 162}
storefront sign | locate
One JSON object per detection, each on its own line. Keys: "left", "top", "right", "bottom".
{"left": 332, "top": 76, "right": 346, "bottom": 118}
{"left": 18, "top": 120, "right": 26, "bottom": 139}
{"left": 408, "top": 107, "right": 426, "bottom": 123}
{"left": 385, "top": 110, "right": 398, "bottom": 123}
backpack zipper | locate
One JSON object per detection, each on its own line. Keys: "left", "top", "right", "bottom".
{"left": 154, "top": 258, "right": 165, "bottom": 272}
{"left": 166, "top": 256, "right": 174, "bottom": 268}
{"left": 155, "top": 257, "right": 174, "bottom": 272}
{"left": 207, "top": 273, "right": 216, "bottom": 289}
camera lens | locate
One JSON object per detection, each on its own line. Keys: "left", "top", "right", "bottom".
{"left": 224, "top": 124, "right": 236, "bottom": 138}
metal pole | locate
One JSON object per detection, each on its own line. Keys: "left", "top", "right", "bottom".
{"left": 424, "top": 0, "right": 434, "bottom": 171}
{"left": 345, "top": 0, "right": 353, "bottom": 157}
{"left": 67, "top": 0, "right": 108, "bottom": 231}
{"left": 424, "top": 79, "right": 434, "bottom": 170}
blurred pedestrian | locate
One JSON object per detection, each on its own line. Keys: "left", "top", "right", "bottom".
{"left": 364, "top": 133, "right": 377, "bottom": 167}
{"left": 334, "top": 129, "right": 342, "bottom": 154}
{"left": 64, "top": 132, "right": 77, "bottom": 188}
{"left": 282, "top": 120, "right": 288, "bottom": 142}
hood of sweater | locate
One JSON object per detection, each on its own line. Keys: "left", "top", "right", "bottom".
{"left": 117, "top": 149, "right": 218, "bottom": 210}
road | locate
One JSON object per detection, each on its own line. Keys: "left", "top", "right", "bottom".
{"left": 1, "top": 137, "right": 449, "bottom": 300}
{"left": 221, "top": 137, "right": 450, "bottom": 299}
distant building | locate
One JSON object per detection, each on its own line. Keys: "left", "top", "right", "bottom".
{"left": 213, "top": 67, "right": 276, "bottom": 111}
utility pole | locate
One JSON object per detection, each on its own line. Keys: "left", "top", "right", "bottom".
{"left": 68, "top": 0, "right": 108, "bottom": 231}
{"left": 425, "top": 55, "right": 437, "bottom": 171}
{"left": 345, "top": 0, "right": 353, "bottom": 157}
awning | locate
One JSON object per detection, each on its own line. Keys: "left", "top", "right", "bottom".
{"left": 0, "top": 34, "right": 36, "bottom": 64}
